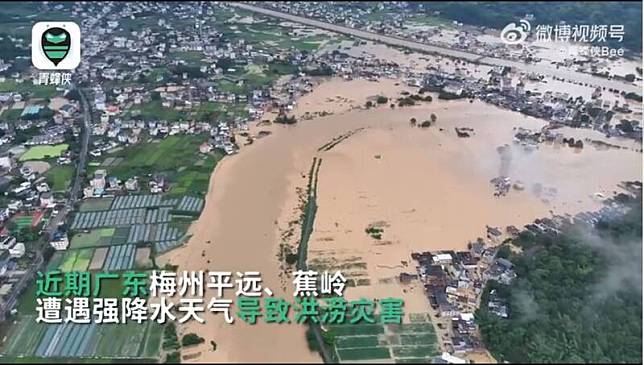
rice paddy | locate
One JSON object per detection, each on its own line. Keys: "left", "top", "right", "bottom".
{"left": 328, "top": 313, "right": 440, "bottom": 363}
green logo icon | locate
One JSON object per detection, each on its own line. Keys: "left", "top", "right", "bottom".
{"left": 41, "top": 27, "right": 71, "bottom": 66}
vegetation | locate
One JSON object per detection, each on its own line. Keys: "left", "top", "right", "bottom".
{"left": 624, "top": 92, "right": 643, "bottom": 102}
{"left": 376, "top": 95, "right": 389, "bottom": 104}
{"left": 165, "top": 352, "right": 180, "bottom": 364}
{"left": 477, "top": 194, "right": 642, "bottom": 363}
{"left": 438, "top": 90, "right": 466, "bottom": 100}
{"left": 19, "top": 144, "right": 68, "bottom": 161}
{"left": 304, "top": 65, "right": 334, "bottom": 76}
{"left": 181, "top": 333, "right": 205, "bottom": 347}
{"left": 0, "top": 80, "right": 58, "bottom": 99}
{"left": 127, "top": 100, "right": 186, "bottom": 121}
{"left": 162, "top": 323, "right": 180, "bottom": 352}
{"left": 365, "top": 226, "right": 384, "bottom": 240}
{"left": 274, "top": 113, "right": 297, "bottom": 125}
{"left": 297, "top": 158, "right": 321, "bottom": 270}
{"left": 397, "top": 97, "right": 416, "bottom": 107}
{"left": 45, "top": 165, "right": 74, "bottom": 191}
{"left": 90, "top": 135, "right": 223, "bottom": 196}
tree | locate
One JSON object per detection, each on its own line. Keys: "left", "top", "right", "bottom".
{"left": 496, "top": 244, "right": 512, "bottom": 259}
{"left": 165, "top": 352, "right": 180, "bottom": 364}
{"left": 618, "top": 120, "right": 634, "bottom": 133}
{"left": 410, "top": 118, "right": 417, "bottom": 126}
{"left": 430, "top": 113, "right": 437, "bottom": 123}
{"left": 477, "top": 194, "right": 643, "bottom": 363}
{"left": 376, "top": 95, "right": 388, "bottom": 104}
{"left": 182, "top": 333, "right": 205, "bottom": 347}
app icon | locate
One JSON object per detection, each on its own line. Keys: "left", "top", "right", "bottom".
{"left": 500, "top": 20, "right": 531, "bottom": 45}
{"left": 32, "top": 22, "right": 81, "bottom": 70}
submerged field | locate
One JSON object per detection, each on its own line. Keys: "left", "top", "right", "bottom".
{"left": 326, "top": 313, "right": 439, "bottom": 363}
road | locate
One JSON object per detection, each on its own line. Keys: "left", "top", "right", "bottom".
{"left": 0, "top": 87, "right": 91, "bottom": 321}
{"left": 44, "top": 87, "right": 90, "bottom": 232}
{"left": 231, "top": 3, "right": 641, "bottom": 94}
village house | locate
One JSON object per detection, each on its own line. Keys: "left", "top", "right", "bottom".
{"left": 50, "top": 230, "right": 69, "bottom": 250}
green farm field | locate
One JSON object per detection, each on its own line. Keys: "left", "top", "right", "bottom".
{"left": 70, "top": 228, "right": 116, "bottom": 249}
{"left": 19, "top": 144, "right": 69, "bottom": 161}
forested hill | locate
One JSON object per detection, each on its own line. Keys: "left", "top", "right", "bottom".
{"left": 412, "top": 2, "right": 642, "bottom": 53}
{"left": 477, "top": 192, "right": 642, "bottom": 363}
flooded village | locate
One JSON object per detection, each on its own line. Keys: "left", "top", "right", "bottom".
{"left": 403, "top": 179, "right": 642, "bottom": 362}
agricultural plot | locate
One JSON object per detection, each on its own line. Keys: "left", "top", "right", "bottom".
{"left": 176, "top": 196, "right": 204, "bottom": 212}
{"left": 143, "top": 208, "right": 172, "bottom": 224}
{"left": 154, "top": 238, "right": 184, "bottom": 254}
{"left": 19, "top": 144, "right": 68, "bottom": 161}
{"left": 89, "top": 247, "right": 109, "bottom": 270}
{"left": 100, "top": 156, "right": 124, "bottom": 167}
{"left": 35, "top": 321, "right": 99, "bottom": 357}
{"left": 102, "top": 244, "right": 136, "bottom": 271}
{"left": 126, "top": 223, "right": 181, "bottom": 244}
{"left": 336, "top": 347, "right": 392, "bottom": 361}
{"left": 70, "top": 207, "right": 172, "bottom": 229}
{"left": 89, "top": 135, "right": 223, "bottom": 196}
{"left": 57, "top": 248, "right": 93, "bottom": 272}
{"left": 2, "top": 315, "right": 159, "bottom": 360}
{"left": 44, "top": 165, "right": 74, "bottom": 191}
{"left": 1, "top": 316, "right": 48, "bottom": 356}
{"left": 70, "top": 195, "right": 204, "bottom": 256}
{"left": 109, "top": 194, "right": 204, "bottom": 212}
{"left": 79, "top": 197, "right": 114, "bottom": 212}
{"left": 71, "top": 193, "right": 205, "bottom": 258}
{"left": 110, "top": 194, "right": 169, "bottom": 209}
{"left": 46, "top": 251, "right": 64, "bottom": 271}
{"left": 69, "top": 228, "right": 115, "bottom": 249}
{"left": 111, "top": 226, "right": 130, "bottom": 245}
{"left": 134, "top": 247, "right": 153, "bottom": 269}
{"left": 329, "top": 313, "right": 439, "bottom": 363}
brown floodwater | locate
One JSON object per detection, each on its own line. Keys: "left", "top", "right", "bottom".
{"left": 163, "top": 77, "right": 641, "bottom": 362}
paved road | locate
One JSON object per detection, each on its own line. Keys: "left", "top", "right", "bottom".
{"left": 231, "top": 3, "right": 641, "bottom": 94}
{"left": 70, "top": 88, "right": 91, "bottom": 204}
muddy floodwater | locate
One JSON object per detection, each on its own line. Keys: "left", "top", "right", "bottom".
{"left": 162, "top": 78, "right": 641, "bottom": 362}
